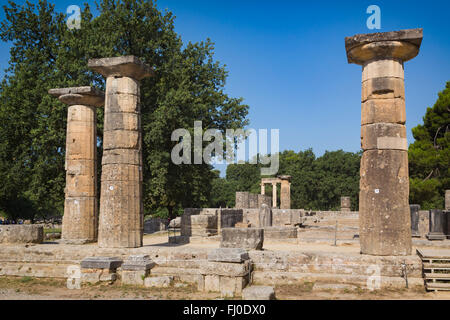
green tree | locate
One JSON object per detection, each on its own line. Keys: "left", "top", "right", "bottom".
{"left": 409, "top": 81, "right": 450, "bottom": 209}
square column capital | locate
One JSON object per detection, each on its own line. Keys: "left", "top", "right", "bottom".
{"left": 88, "top": 55, "right": 154, "bottom": 80}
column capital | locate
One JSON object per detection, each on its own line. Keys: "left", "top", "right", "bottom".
{"left": 345, "top": 28, "right": 423, "bottom": 65}
{"left": 88, "top": 55, "right": 154, "bottom": 80}
{"left": 49, "top": 86, "right": 104, "bottom": 107}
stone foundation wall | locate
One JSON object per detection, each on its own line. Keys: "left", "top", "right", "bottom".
{"left": 0, "top": 243, "right": 423, "bottom": 289}
{"left": 181, "top": 208, "right": 244, "bottom": 237}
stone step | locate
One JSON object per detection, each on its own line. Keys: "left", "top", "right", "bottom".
{"left": 423, "top": 263, "right": 450, "bottom": 270}
{"left": 426, "top": 282, "right": 450, "bottom": 291}
{"left": 424, "top": 273, "right": 450, "bottom": 280}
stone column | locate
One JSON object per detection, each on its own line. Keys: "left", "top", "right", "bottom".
{"left": 49, "top": 87, "right": 104, "bottom": 244}
{"left": 88, "top": 56, "right": 153, "bottom": 248}
{"left": 279, "top": 176, "right": 291, "bottom": 209}
{"left": 345, "top": 29, "right": 423, "bottom": 255}
{"left": 409, "top": 204, "right": 420, "bottom": 237}
{"left": 340, "top": 197, "right": 351, "bottom": 212}
{"left": 446, "top": 190, "right": 450, "bottom": 210}
{"left": 272, "top": 183, "right": 277, "bottom": 208}
{"left": 261, "top": 183, "right": 265, "bottom": 195}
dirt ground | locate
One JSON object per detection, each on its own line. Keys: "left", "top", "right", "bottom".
{"left": 1, "top": 276, "right": 449, "bottom": 300}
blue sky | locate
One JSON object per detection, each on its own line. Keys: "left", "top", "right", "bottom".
{"left": 0, "top": 0, "right": 449, "bottom": 165}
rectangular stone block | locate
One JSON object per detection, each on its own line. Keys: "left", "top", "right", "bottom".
{"left": 65, "top": 173, "right": 96, "bottom": 197}
{"left": 235, "top": 192, "right": 250, "bottom": 208}
{"left": 201, "top": 260, "right": 250, "bottom": 277}
{"left": 121, "top": 270, "right": 148, "bottom": 285}
{"left": 204, "top": 274, "right": 220, "bottom": 292}
{"left": 101, "top": 163, "right": 141, "bottom": 182}
{"left": 362, "top": 59, "right": 404, "bottom": 82}
{"left": 361, "top": 98, "right": 406, "bottom": 125}
{"left": 67, "top": 104, "right": 97, "bottom": 122}
{"left": 80, "top": 257, "right": 123, "bottom": 270}
{"left": 361, "top": 123, "right": 407, "bottom": 151}
{"left": 81, "top": 268, "right": 117, "bottom": 284}
{"left": 0, "top": 225, "right": 44, "bottom": 244}
{"left": 263, "top": 226, "right": 297, "bottom": 239}
{"left": 242, "top": 286, "right": 276, "bottom": 300}
{"left": 220, "top": 227, "right": 264, "bottom": 250}
{"left": 105, "top": 93, "right": 140, "bottom": 113}
{"left": 362, "top": 77, "right": 405, "bottom": 102}
{"left": 220, "top": 275, "right": 248, "bottom": 297}
{"left": 208, "top": 248, "right": 249, "bottom": 263}
{"left": 121, "top": 255, "right": 155, "bottom": 271}
{"left": 190, "top": 215, "right": 217, "bottom": 237}
{"left": 102, "top": 149, "right": 140, "bottom": 165}
{"left": 103, "top": 130, "right": 140, "bottom": 150}
{"left": 144, "top": 276, "right": 173, "bottom": 288}
{"left": 104, "top": 112, "right": 140, "bottom": 131}
{"left": 65, "top": 159, "right": 96, "bottom": 176}
{"left": 63, "top": 197, "right": 97, "bottom": 242}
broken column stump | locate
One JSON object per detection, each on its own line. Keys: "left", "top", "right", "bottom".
{"left": 345, "top": 28, "right": 423, "bottom": 255}
{"left": 88, "top": 56, "right": 154, "bottom": 248}
{"left": 49, "top": 87, "right": 104, "bottom": 244}
{"left": 199, "top": 248, "right": 251, "bottom": 297}
{"left": 410, "top": 204, "right": 421, "bottom": 238}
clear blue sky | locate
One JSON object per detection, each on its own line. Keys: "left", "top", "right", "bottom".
{"left": 0, "top": 0, "right": 449, "bottom": 160}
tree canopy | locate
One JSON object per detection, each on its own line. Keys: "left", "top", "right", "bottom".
{"left": 409, "top": 81, "right": 450, "bottom": 209}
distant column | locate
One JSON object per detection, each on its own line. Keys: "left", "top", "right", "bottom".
{"left": 49, "top": 86, "right": 104, "bottom": 244}
{"left": 261, "top": 183, "right": 265, "bottom": 195}
{"left": 345, "top": 29, "right": 423, "bottom": 255}
{"left": 272, "top": 183, "right": 277, "bottom": 208}
{"left": 279, "top": 176, "right": 291, "bottom": 209}
{"left": 89, "top": 56, "right": 154, "bottom": 248}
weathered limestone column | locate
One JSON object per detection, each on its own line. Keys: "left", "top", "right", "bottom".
{"left": 272, "top": 183, "right": 277, "bottom": 208}
{"left": 49, "top": 87, "right": 104, "bottom": 243}
{"left": 340, "top": 197, "right": 351, "bottom": 212}
{"left": 261, "top": 183, "right": 265, "bottom": 195}
{"left": 446, "top": 190, "right": 450, "bottom": 210}
{"left": 346, "top": 29, "right": 423, "bottom": 255}
{"left": 88, "top": 56, "right": 153, "bottom": 248}
{"left": 279, "top": 175, "right": 291, "bottom": 209}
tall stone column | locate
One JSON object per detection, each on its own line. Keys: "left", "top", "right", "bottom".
{"left": 279, "top": 176, "right": 291, "bottom": 209}
{"left": 272, "top": 183, "right": 277, "bottom": 208}
{"left": 345, "top": 29, "right": 423, "bottom": 255}
{"left": 49, "top": 87, "right": 104, "bottom": 243}
{"left": 261, "top": 183, "right": 265, "bottom": 195}
{"left": 88, "top": 56, "right": 153, "bottom": 248}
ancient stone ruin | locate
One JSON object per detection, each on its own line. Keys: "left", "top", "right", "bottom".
{"left": 345, "top": 28, "right": 423, "bottom": 256}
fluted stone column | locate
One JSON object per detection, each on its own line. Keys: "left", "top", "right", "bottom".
{"left": 49, "top": 87, "right": 104, "bottom": 244}
{"left": 345, "top": 29, "right": 423, "bottom": 255}
{"left": 272, "top": 183, "right": 277, "bottom": 208}
{"left": 279, "top": 175, "right": 291, "bottom": 209}
{"left": 89, "top": 56, "right": 153, "bottom": 248}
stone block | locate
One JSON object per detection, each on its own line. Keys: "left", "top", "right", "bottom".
{"left": 362, "top": 59, "right": 404, "bottom": 81}
{"left": 257, "top": 194, "right": 271, "bottom": 208}
{"left": 121, "top": 255, "right": 155, "bottom": 271}
{"left": 361, "top": 98, "right": 406, "bottom": 124}
{"left": 88, "top": 55, "right": 154, "bottom": 80}
{"left": 220, "top": 275, "right": 248, "bottom": 298}
{"left": 242, "top": 286, "right": 276, "bottom": 300}
{"left": 361, "top": 123, "right": 407, "bottom": 151}
{"left": 410, "top": 204, "right": 420, "bottom": 237}
{"left": 201, "top": 260, "right": 251, "bottom": 277}
{"left": 102, "top": 149, "right": 141, "bottom": 165}
{"left": 0, "top": 225, "right": 44, "bottom": 244}
{"left": 263, "top": 226, "right": 297, "bottom": 239}
{"left": 101, "top": 164, "right": 141, "bottom": 182}
{"left": 103, "top": 129, "right": 140, "bottom": 150}
{"left": 220, "top": 228, "right": 264, "bottom": 250}
{"left": 341, "top": 196, "right": 351, "bottom": 211}
{"left": 121, "top": 270, "right": 147, "bottom": 285}
{"left": 361, "top": 77, "right": 405, "bottom": 102}
{"left": 427, "top": 209, "right": 446, "bottom": 240}
{"left": 190, "top": 214, "right": 217, "bottom": 237}
{"left": 80, "top": 257, "right": 123, "bottom": 270}
{"left": 258, "top": 204, "right": 272, "bottom": 227}
{"left": 144, "top": 276, "right": 173, "bottom": 288}
{"left": 235, "top": 192, "right": 249, "bottom": 208}
{"left": 208, "top": 248, "right": 249, "bottom": 263}
{"left": 81, "top": 268, "right": 117, "bottom": 284}
{"left": 104, "top": 112, "right": 140, "bottom": 131}
{"left": 248, "top": 193, "right": 258, "bottom": 208}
